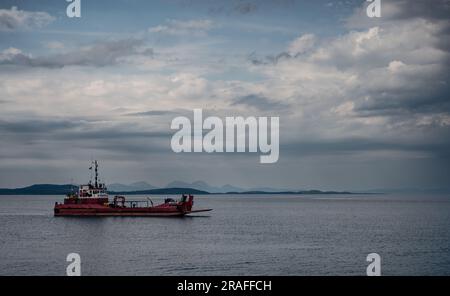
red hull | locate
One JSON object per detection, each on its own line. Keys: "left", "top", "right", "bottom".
{"left": 54, "top": 195, "right": 212, "bottom": 217}
{"left": 54, "top": 205, "right": 212, "bottom": 217}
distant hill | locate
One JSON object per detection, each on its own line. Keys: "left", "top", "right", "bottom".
{"left": 0, "top": 184, "right": 78, "bottom": 195}
{"left": 111, "top": 187, "right": 209, "bottom": 195}
{"left": 247, "top": 187, "right": 296, "bottom": 192}
{"left": 0, "top": 184, "right": 208, "bottom": 195}
{"left": 364, "top": 187, "right": 450, "bottom": 194}
{"left": 166, "top": 180, "right": 245, "bottom": 193}
{"left": 164, "top": 181, "right": 304, "bottom": 193}
{"left": 0, "top": 183, "right": 361, "bottom": 195}
{"left": 230, "top": 190, "right": 353, "bottom": 195}
{"left": 0, "top": 180, "right": 305, "bottom": 195}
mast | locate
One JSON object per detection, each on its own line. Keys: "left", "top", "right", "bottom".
{"left": 94, "top": 160, "right": 98, "bottom": 188}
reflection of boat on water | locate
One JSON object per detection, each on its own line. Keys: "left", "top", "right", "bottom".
{"left": 54, "top": 161, "right": 212, "bottom": 217}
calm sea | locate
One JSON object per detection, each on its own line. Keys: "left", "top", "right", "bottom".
{"left": 0, "top": 194, "right": 449, "bottom": 275}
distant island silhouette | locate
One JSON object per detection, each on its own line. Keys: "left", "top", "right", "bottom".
{"left": 0, "top": 184, "right": 359, "bottom": 195}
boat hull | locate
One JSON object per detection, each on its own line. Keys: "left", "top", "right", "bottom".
{"left": 54, "top": 205, "right": 212, "bottom": 217}
{"left": 55, "top": 211, "right": 186, "bottom": 217}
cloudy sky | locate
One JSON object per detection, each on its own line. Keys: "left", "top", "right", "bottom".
{"left": 0, "top": 0, "right": 449, "bottom": 191}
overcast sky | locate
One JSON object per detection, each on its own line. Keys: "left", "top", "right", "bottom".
{"left": 0, "top": 0, "right": 449, "bottom": 191}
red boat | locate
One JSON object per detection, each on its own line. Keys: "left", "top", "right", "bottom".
{"left": 54, "top": 161, "right": 212, "bottom": 217}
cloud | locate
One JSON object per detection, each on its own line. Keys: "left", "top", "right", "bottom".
{"left": 0, "top": 6, "right": 54, "bottom": 31}
{"left": 247, "top": 51, "right": 290, "bottom": 65}
{"left": 233, "top": 1, "right": 258, "bottom": 14}
{"left": 346, "top": 0, "right": 450, "bottom": 29}
{"left": 124, "top": 110, "right": 180, "bottom": 116}
{"left": 249, "top": 22, "right": 450, "bottom": 119}
{"left": 281, "top": 137, "right": 450, "bottom": 158}
{"left": 287, "top": 34, "right": 316, "bottom": 55}
{"left": 237, "top": 0, "right": 450, "bottom": 182}
{"left": 0, "top": 118, "right": 83, "bottom": 133}
{"left": 55, "top": 128, "right": 170, "bottom": 141}
{"left": 148, "top": 19, "right": 214, "bottom": 35}
{"left": 231, "top": 94, "right": 289, "bottom": 111}
{"left": 203, "top": 0, "right": 294, "bottom": 16}
{"left": 0, "top": 39, "right": 153, "bottom": 68}
{"left": 0, "top": 117, "right": 171, "bottom": 155}
{"left": 44, "top": 41, "right": 65, "bottom": 50}
{"left": 248, "top": 34, "right": 317, "bottom": 65}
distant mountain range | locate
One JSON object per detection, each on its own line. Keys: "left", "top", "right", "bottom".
{"left": 0, "top": 182, "right": 356, "bottom": 195}
{"left": 0, "top": 184, "right": 209, "bottom": 195}
{"left": 106, "top": 180, "right": 288, "bottom": 194}
{"left": 0, "top": 184, "right": 79, "bottom": 195}
{"left": 165, "top": 181, "right": 244, "bottom": 193}
{"left": 2, "top": 181, "right": 448, "bottom": 196}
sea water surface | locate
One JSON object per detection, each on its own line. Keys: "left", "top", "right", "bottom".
{"left": 0, "top": 194, "right": 449, "bottom": 275}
